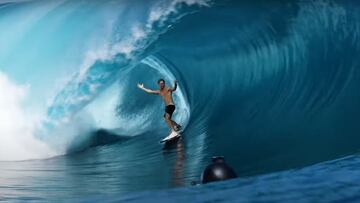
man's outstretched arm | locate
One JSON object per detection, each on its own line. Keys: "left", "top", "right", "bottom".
{"left": 171, "top": 80, "right": 177, "bottom": 92}
{"left": 137, "top": 83, "right": 159, "bottom": 94}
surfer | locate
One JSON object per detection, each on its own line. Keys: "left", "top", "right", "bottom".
{"left": 137, "top": 79, "right": 182, "bottom": 133}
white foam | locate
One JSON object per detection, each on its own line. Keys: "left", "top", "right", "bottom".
{"left": 0, "top": 72, "right": 55, "bottom": 161}
{"left": 77, "top": 0, "right": 211, "bottom": 82}
{"left": 146, "top": 0, "right": 211, "bottom": 29}
{"left": 43, "top": 110, "right": 96, "bottom": 154}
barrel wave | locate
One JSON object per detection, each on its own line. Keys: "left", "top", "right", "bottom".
{"left": 1, "top": 0, "right": 360, "bottom": 201}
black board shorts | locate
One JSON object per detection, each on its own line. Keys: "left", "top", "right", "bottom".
{"left": 164, "top": 105, "right": 176, "bottom": 117}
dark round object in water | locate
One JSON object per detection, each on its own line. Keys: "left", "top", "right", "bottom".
{"left": 201, "top": 156, "right": 237, "bottom": 184}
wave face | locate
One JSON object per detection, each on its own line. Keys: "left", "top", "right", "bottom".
{"left": 155, "top": 0, "right": 360, "bottom": 175}
{"left": 1, "top": 0, "right": 360, "bottom": 200}
{"left": 0, "top": 0, "right": 203, "bottom": 158}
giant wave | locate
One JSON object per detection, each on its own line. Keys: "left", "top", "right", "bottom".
{"left": 0, "top": 0, "right": 360, "bottom": 178}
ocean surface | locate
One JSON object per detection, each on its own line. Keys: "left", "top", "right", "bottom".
{"left": 1, "top": 0, "right": 360, "bottom": 202}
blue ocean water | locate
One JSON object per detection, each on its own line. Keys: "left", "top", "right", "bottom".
{"left": 1, "top": 0, "right": 360, "bottom": 202}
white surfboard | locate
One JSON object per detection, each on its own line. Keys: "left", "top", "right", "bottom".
{"left": 160, "top": 131, "right": 181, "bottom": 143}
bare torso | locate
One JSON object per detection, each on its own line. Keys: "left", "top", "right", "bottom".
{"left": 159, "top": 87, "right": 174, "bottom": 106}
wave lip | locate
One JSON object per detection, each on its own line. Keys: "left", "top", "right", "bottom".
{"left": 43, "top": 0, "right": 209, "bottom": 134}
{"left": 0, "top": 0, "right": 210, "bottom": 160}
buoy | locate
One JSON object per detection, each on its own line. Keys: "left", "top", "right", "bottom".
{"left": 201, "top": 156, "right": 237, "bottom": 184}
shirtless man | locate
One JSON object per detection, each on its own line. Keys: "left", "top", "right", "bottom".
{"left": 137, "top": 79, "right": 181, "bottom": 133}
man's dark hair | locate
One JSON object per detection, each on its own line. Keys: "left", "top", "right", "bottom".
{"left": 158, "top": 79, "right": 165, "bottom": 84}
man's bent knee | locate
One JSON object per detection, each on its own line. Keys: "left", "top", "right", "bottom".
{"left": 164, "top": 113, "right": 171, "bottom": 120}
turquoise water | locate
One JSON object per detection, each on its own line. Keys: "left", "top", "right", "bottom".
{"left": 1, "top": 0, "right": 360, "bottom": 202}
